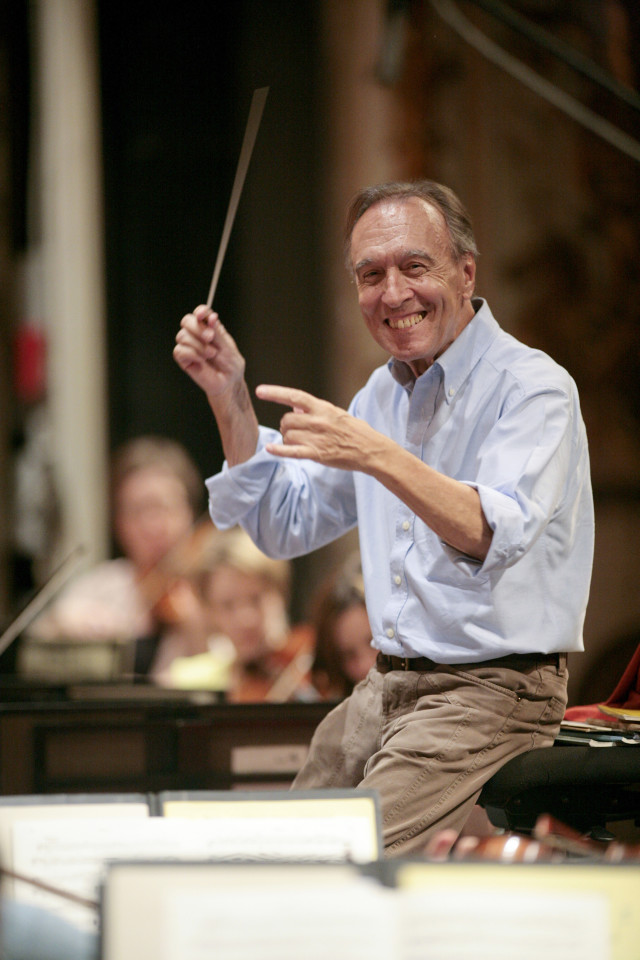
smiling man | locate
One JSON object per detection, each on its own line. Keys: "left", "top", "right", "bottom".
{"left": 174, "top": 179, "right": 594, "bottom": 856}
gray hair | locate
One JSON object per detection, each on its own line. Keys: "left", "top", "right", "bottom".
{"left": 344, "top": 179, "right": 479, "bottom": 267}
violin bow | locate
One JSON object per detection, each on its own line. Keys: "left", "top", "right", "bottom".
{"left": 1, "top": 865, "right": 98, "bottom": 911}
{"left": 0, "top": 545, "right": 86, "bottom": 659}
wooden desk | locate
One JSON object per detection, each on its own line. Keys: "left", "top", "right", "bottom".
{"left": 0, "top": 685, "right": 335, "bottom": 795}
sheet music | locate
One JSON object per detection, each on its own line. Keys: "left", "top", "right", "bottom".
{"left": 394, "top": 860, "right": 640, "bottom": 959}
{"left": 165, "top": 886, "right": 608, "bottom": 960}
{"left": 10, "top": 812, "right": 378, "bottom": 931}
{"left": 164, "top": 883, "right": 395, "bottom": 960}
{"left": 102, "top": 859, "right": 620, "bottom": 960}
{"left": 0, "top": 799, "right": 149, "bottom": 885}
{"left": 398, "top": 888, "right": 609, "bottom": 960}
{"left": 12, "top": 818, "right": 182, "bottom": 931}
{"left": 161, "top": 793, "right": 380, "bottom": 860}
{"left": 102, "top": 862, "right": 393, "bottom": 960}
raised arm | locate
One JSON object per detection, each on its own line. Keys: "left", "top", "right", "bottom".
{"left": 173, "top": 305, "right": 259, "bottom": 466}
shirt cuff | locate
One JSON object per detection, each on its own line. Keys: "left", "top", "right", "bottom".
{"left": 205, "top": 426, "right": 282, "bottom": 528}
{"left": 463, "top": 481, "right": 526, "bottom": 573}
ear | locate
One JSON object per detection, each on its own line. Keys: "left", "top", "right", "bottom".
{"left": 461, "top": 255, "right": 476, "bottom": 300}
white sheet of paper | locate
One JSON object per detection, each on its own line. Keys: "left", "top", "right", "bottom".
{"left": 101, "top": 862, "right": 391, "bottom": 960}
{"left": 102, "top": 860, "right": 613, "bottom": 960}
{"left": 164, "top": 882, "right": 395, "bottom": 960}
{"left": 10, "top": 811, "right": 377, "bottom": 931}
{"left": 398, "top": 888, "right": 610, "bottom": 960}
{"left": 0, "top": 799, "right": 149, "bottom": 869}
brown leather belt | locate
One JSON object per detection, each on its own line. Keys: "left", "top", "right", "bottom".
{"left": 376, "top": 651, "right": 567, "bottom": 673}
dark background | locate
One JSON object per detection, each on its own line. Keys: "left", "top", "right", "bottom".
{"left": 98, "top": 0, "right": 328, "bottom": 484}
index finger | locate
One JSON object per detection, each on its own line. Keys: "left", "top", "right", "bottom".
{"left": 255, "top": 384, "right": 318, "bottom": 411}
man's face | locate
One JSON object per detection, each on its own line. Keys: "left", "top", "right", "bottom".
{"left": 350, "top": 197, "right": 476, "bottom": 377}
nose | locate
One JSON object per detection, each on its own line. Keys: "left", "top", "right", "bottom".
{"left": 380, "top": 267, "right": 411, "bottom": 309}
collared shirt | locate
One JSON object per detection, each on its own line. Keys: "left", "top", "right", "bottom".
{"left": 207, "top": 300, "right": 594, "bottom": 662}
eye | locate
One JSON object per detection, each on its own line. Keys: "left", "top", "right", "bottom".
{"left": 405, "top": 262, "right": 427, "bottom": 275}
{"left": 357, "top": 268, "right": 382, "bottom": 285}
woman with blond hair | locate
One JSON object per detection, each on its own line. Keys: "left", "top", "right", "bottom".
{"left": 158, "top": 525, "right": 316, "bottom": 702}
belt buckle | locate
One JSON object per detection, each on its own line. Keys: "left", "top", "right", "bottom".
{"left": 399, "top": 657, "right": 410, "bottom": 671}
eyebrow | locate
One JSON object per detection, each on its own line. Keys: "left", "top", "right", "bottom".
{"left": 354, "top": 249, "right": 436, "bottom": 273}
{"left": 402, "top": 248, "right": 436, "bottom": 265}
{"left": 354, "top": 258, "right": 375, "bottom": 273}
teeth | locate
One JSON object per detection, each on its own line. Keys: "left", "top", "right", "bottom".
{"left": 388, "top": 312, "right": 424, "bottom": 330}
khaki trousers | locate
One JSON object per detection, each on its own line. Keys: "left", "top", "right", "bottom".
{"left": 292, "top": 655, "right": 568, "bottom": 857}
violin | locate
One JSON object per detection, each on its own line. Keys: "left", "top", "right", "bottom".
{"left": 228, "top": 622, "right": 316, "bottom": 703}
{"left": 137, "top": 516, "right": 214, "bottom": 628}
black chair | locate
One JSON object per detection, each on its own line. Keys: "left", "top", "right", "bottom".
{"left": 478, "top": 744, "right": 640, "bottom": 841}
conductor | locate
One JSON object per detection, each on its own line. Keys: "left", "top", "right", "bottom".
{"left": 174, "top": 179, "right": 594, "bottom": 856}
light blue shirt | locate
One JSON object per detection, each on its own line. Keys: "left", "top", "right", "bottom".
{"left": 207, "top": 300, "right": 594, "bottom": 662}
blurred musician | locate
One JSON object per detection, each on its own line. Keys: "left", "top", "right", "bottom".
{"left": 155, "top": 525, "right": 316, "bottom": 701}
{"left": 26, "top": 435, "right": 207, "bottom": 678}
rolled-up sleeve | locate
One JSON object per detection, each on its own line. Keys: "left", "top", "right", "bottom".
{"left": 206, "top": 427, "right": 358, "bottom": 558}
{"left": 461, "top": 386, "right": 587, "bottom": 574}
{"left": 206, "top": 428, "right": 283, "bottom": 528}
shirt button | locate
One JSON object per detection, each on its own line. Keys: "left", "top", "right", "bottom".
{"left": 394, "top": 575, "right": 401, "bottom": 585}
{"left": 448, "top": 387, "right": 455, "bottom": 397}
{"left": 402, "top": 520, "right": 410, "bottom": 531}
{"left": 386, "top": 628, "right": 394, "bottom": 639}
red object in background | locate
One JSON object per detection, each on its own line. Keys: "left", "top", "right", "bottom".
{"left": 13, "top": 321, "right": 47, "bottom": 404}
{"left": 564, "top": 643, "right": 640, "bottom": 722}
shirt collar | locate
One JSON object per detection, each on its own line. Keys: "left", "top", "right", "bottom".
{"left": 388, "top": 299, "right": 501, "bottom": 401}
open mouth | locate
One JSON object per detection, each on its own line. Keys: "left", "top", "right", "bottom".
{"left": 386, "top": 311, "right": 426, "bottom": 330}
